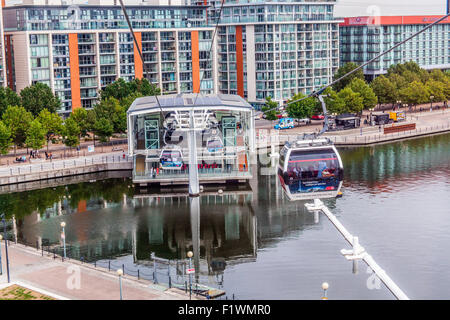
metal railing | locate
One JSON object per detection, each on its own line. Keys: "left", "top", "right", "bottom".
{"left": 12, "top": 238, "right": 223, "bottom": 299}
{"left": 0, "top": 153, "right": 131, "bottom": 178}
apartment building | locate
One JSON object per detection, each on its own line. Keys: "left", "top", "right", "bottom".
{"left": 1, "top": 0, "right": 342, "bottom": 113}
{"left": 2, "top": 1, "right": 216, "bottom": 115}
{"left": 215, "top": 0, "right": 340, "bottom": 107}
{"left": 0, "top": 5, "right": 7, "bottom": 88}
{"left": 340, "top": 16, "right": 450, "bottom": 80}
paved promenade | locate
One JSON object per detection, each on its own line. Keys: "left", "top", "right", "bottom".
{"left": 0, "top": 242, "right": 194, "bottom": 300}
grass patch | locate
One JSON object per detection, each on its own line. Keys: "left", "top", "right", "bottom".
{"left": 0, "top": 285, "right": 55, "bottom": 300}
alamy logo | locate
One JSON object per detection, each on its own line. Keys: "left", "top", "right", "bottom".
{"left": 366, "top": 5, "right": 381, "bottom": 29}
{"left": 366, "top": 266, "right": 381, "bottom": 290}
{"left": 67, "top": 5, "right": 81, "bottom": 30}
{"left": 66, "top": 265, "right": 81, "bottom": 290}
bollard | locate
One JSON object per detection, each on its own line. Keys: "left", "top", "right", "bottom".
{"left": 138, "top": 269, "right": 140, "bottom": 280}
{"left": 169, "top": 275, "right": 171, "bottom": 288}
{"left": 321, "top": 282, "right": 329, "bottom": 300}
{"left": 108, "top": 261, "right": 111, "bottom": 271}
{"left": 185, "top": 281, "right": 188, "bottom": 293}
{"left": 122, "top": 264, "right": 125, "bottom": 275}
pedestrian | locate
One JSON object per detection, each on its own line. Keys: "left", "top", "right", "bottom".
{"left": 45, "top": 151, "right": 48, "bottom": 160}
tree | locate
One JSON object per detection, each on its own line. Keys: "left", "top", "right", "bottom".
{"left": 332, "top": 62, "right": 365, "bottom": 92}
{"left": 286, "top": 92, "right": 318, "bottom": 120}
{"left": 37, "top": 109, "right": 63, "bottom": 152}
{"left": 71, "top": 108, "right": 90, "bottom": 138}
{"left": 387, "top": 61, "right": 421, "bottom": 76}
{"left": 425, "top": 80, "right": 446, "bottom": 103}
{"left": 370, "top": 75, "right": 398, "bottom": 105}
{"left": 0, "top": 87, "right": 21, "bottom": 118}
{"left": 261, "top": 97, "right": 279, "bottom": 121}
{"left": 62, "top": 117, "right": 81, "bottom": 148}
{"left": 388, "top": 73, "right": 408, "bottom": 92}
{"left": 20, "top": 82, "right": 61, "bottom": 116}
{"left": 93, "top": 118, "right": 114, "bottom": 143}
{"left": 0, "top": 120, "right": 12, "bottom": 155}
{"left": 399, "top": 81, "right": 430, "bottom": 106}
{"left": 347, "top": 78, "right": 378, "bottom": 111}
{"left": 325, "top": 88, "right": 364, "bottom": 114}
{"left": 120, "top": 92, "right": 144, "bottom": 111}
{"left": 93, "top": 97, "right": 127, "bottom": 133}
{"left": 99, "top": 78, "right": 160, "bottom": 102}
{"left": 2, "top": 105, "right": 33, "bottom": 155}
{"left": 25, "top": 119, "right": 46, "bottom": 151}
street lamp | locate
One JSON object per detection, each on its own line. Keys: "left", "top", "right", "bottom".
{"left": 1, "top": 214, "right": 10, "bottom": 283}
{"left": 187, "top": 251, "right": 193, "bottom": 300}
{"left": 430, "top": 95, "right": 434, "bottom": 112}
{"left": 60, "top": 221, "right": 66, "bottom": 261}
{"left": 117, "top": 268, "right": 123, "bottom": 300}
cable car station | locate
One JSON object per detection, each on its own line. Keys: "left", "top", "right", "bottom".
{"left": 127, "top": 93, "right": 256, "bottom": 186}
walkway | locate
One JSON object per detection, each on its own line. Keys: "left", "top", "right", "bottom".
{"left": 0, "top": 242, "right": 194, "bottom": 300}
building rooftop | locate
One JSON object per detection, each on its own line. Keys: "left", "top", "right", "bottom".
{"left": 127, "top": 93, "right": 253, "bottom": 115}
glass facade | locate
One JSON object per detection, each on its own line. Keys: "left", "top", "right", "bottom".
{"left": 340, "top": 22, "right": 450, "bottom": 78}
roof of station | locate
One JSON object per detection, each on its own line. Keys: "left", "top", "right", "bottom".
{"left": 127, "top": 93, "right": 253, "bottom": 116}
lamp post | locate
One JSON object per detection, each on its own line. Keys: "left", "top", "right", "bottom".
{"left": 60, "top": 221, "right": 66, "bottom": 261}
{"left": 430, "top": 95, "right": 434, "bottom": 112}
{"left": 117, "top": 268, "right": 123, "bottom": 300}
{"left": 1, "top": 214, "right": 10, "bottom": 283}
{"left": 187, "top": 251, "right": 193, "bottom": 300}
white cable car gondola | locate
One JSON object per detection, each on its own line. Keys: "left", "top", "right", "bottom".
{"left": 278, "top": 137, "right": 343, "bottom": 200}
{"left": 159, "top": 146, "right": 184, "bottom": 170}
{"left": 278, "top": 94, "right": 344, "bottom": 201}
{"left": 206, "top": 136, "right": 224, "bottom": 154}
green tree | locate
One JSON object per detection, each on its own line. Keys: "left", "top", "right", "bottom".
{"left": 0, "top": 120, "right": 12, "bottom": 155}
{"left": 332, "top": 62, "right": 365, "bottom": 92}
{"left": 2, "top": 105, "right": 33, "bottom": 155}
{"left": 37, "top": 109, "right": 63, "bottom": 152}
{"left": 71, "top": 108, "right": 90, "bottom": 138}
{"left": 388, "top": 73, "right": 408, "bottom": 92}
{"left": 93, "top": 97, "right": 127, "bottom": 133}
{"left": 99, "top": 78, "right": 160, "bottom": 102}
{"left": 425, "top": 80, "right": 446, "bottom": 103}
{"left": 399, "top": 81, "right": 430, "bottom": 106}
{"left": 25, "top": 119, "right": 46, "bottom": 151}
{"left": 120, "top": 92, "right": 144, "bottom": 111}
{"left": 387, "top": 61, "right": 421, "bottom": 76}
{"left": 347, "top": 78, "right": 378, "bottom": 111}
{"left": 0, "top": 87, "right": 21, "bottom": 118}
{"left": 326, "top": 88, "right": 364, "bottom": 114}
{"left": 262, "top": 96, "right": 279, "bottom": 121}
{"left": 20, "top": 82, "right": 61, "bottom": 116}
{"left": 62, "top": 117, "right": 81, "bottom": 148}
{"left": 93, "top": 118, "right": 114, "bottom": 143}
{"left": 286, "top": 92, "right": 318, "bottom": 120}
{"left": 370, "top": 75, "right": 398, "bottom": 105}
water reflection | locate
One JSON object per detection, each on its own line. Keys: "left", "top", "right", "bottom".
{"left": 0, "top": 133, "right": 448, "bottom": 298}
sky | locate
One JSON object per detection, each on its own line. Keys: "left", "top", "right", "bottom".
{"left": 334, "top": 0, "right": 448, "bottom": 17}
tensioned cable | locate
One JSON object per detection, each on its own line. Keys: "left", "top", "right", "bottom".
{"left": 192, "top": 0, "right": 226, "bottom": 107}
{"left": 118, "top": 0, "right": 165, "bottom": 118}
{"left": 256, "top": 12, "right": 450, "bottom": 118}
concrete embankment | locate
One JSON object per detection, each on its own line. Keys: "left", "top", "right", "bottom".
{"left": 0, "top": 153, "right": 132, "bottom": 186}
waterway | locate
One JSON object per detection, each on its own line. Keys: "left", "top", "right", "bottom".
{"left": 2, "top": 133, "right": 449, "bottom": 299}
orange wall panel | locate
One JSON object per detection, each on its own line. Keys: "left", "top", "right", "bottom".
{"left": 133, "top": 32, "right": 143, "bottom": 79}
{"left": 191, "top": 31, "right": 200, "bottom": 93}
{"left": 68, "top": 34, "right": 81, "bottom": 111}
{"left": 235, "top": 26, "right": 244, "bottom": 98}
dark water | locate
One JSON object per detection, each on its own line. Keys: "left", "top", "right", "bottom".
{"left": 2, "top": 133, "right": 449, "bottom": 299}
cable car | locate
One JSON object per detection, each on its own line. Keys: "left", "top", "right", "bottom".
{"left": 159, "top": 147, "right": 184, "bottom": 170}
{"left": 278, "top": 137, "right": 343, "bottom": 201}
{"left": 206, "top": 136, "right": 224, "bottom": 153}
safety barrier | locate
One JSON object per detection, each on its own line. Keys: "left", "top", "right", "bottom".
{"left": 383, "top": 123, "right": 416, "bottom": 135}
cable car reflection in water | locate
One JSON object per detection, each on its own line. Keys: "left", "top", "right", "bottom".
{"left": 278, "top": 137, "right": 343, "bottom": 201}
